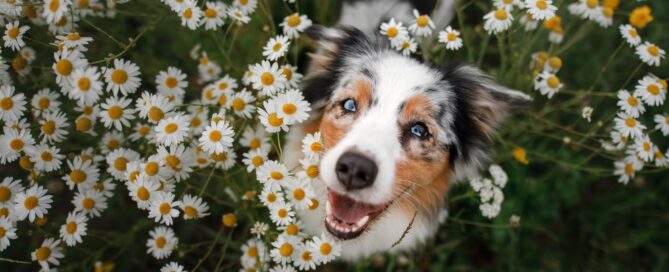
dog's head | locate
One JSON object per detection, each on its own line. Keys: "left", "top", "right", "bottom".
{"left": 302, "top": 25, "right": 530, "bottom": 240}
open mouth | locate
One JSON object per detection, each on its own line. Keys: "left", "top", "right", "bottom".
{"left": 324, "top": 190, "right": 390, "bottom": 240}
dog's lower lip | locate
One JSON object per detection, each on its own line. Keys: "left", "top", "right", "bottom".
{"left": 324, "top": 191, "right": 389, "bottom": 240}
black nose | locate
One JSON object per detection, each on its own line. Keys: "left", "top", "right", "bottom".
{"left": 335, "top": 152, "right": 378, "bottom": 191}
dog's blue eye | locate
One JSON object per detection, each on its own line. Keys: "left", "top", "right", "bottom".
{"left": 343, "top": 99, "right": 357, "bottom": 112}
{"left": 410, "top": 122, "right": 429, "bottom": 138}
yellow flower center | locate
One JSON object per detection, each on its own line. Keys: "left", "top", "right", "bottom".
{"left": 41, "top": 151, "right": 53, "bottom": 161}
{"left": 107, "top": 105, "right": 123, "bottom": 120}
{"left": 624, "top": 163, "right": 634, "bottom": 175}
{"left": 320, "top": 243, "right": 332, "bottom": 255}
{"left": 42, "top": 121, "right": 56, "bottom": 135}
{"left": 183, "top": 8, "right": 193, "bottom": 19}
{"left": 211, "top": 152, "right": 228, "bottom": 162}
{"left": 252, "top": 156, "right": 264, "bottom": 167}
{"left": 35, "top": 247, "right": 51, "bottom": 261}
{"left": 155, "top": 237, "right": 166, "bottom": 248}
{"left": 165, "top": 155, "right": 180, "bottom": 169}
{"left": 209, "top": 130, "right": 222, "bottom": 142}
{"left": 7, "top": 28, "right": 19, "bottom": 39}
{"left": 24, "top": 196, "right": 38, "bottom": 209}
{"left": 548, "top": 57, "right": 562, "bottom": 70}
{"left": 191, "top": 117, "right": 201, "bottom": 127}
{"left": 286, "top": 224, "right": 299, "bottom": 235}
{"left": 547, "top": 76, "right": 560, "bottom": 88}
{"left": 250, "top": 138, "right": 261, "bottom": 149}
{"left": 205, "top": 8, "right": 217, "bottom": 18}
{"left": 247, "top": 246, "right": 258, "bottom": 258}
{"left": 628, "top": 29, "right": 638, "bottom": 38}
{"left": 9, "top": 138, "right": 24, "bottom": 151}
{"left": 268, "top": 113, "right": 283, "bottom": 127}
{"left": 293, "top": 189, "right": 305, "bottom": 200}
{"left": 114, "top": 157, "right": 128, "bottom": 171}
{"left": 272, "top": 43, "right": 283, "bottom": 52}
{"left": 67, "top": 33, "right": 80, "bottom": 41}
{"left": 279, "top": 243, "right": 293, "bottom": 257}
{"left": 145, "top": 162, "right": 159, "bottom": 176}
{"left": 309, "top": 199, "right": 320, "bottom": 210}
{"left": 159, "top": 203, "right": 171, "bottom": 215}
{"left": 586, "top": 0, "right": 598, "bottom": 8}
{"left": 643, "top": 142, "right": 651, "bottom": 151}
{"left": 0, "top": 227, "right": 5, "bottom": 238}
{"left": 494, "top": 9, "right": 508, "bottom": 20}
{"left": 82, "top": 198, "right": 95, "bottom": 209}
{"left": 277, "top": 208, "right": 287, "bottom": 218}
{"left": 19, "top": 155, "right": 33, "bottom": 170}
{"left": 137, "top": 187, "right": 150, "bottom": 201}
{"left": 282, "top": 67, "right": 293, "bottom": 80}
{"left": 0, "top": 187, "right": 11, "bottom": 202}
{"left": 647, "top": 84, "right": 660, "bottom": 95}
{"left": 386, "top": 27, "right": 398, "bottom": 38}
{"left": 416, "top": 15, "right": 429, "bottom": 27}
{"left": 306, "top": 165, "right": 319, "bottom": 178}
{"left": 66, "top": 222, "right": 77, "bottom": 234}
{"left": 602, "top": 7, "right": 613, "bottom": 18}
{"left": 447, "top": 32, "right": 457, "bottom": 41}
{"left": 267, "top": 193, "right": 277, "bottom": 203}
{"left": 56, "top": 59, "right": 73, "bottom": 76}
{"left": 184, "top": 206, "right": 198, "bottom": 217}
{"left": 270, "top": 171, "right": 284, "bottom": 180}
{"left": 282, "top": 103, "right": 297, "bottom": 115}
{"left": 38, "top": 98, "right": 50, "bottom": 109}
{"left": 260, "top": 72, "right": 274, "bottom": 85}
{"left": 147, "top": 107, "right": 164, "bottom": 122}
{"left": 0, "top": 207, "right": 8, "bottom": 217}
{"left": 625, "top": 117, "right": 636, "bottom": 127}
{"left": 111, "top": 69, "right": 128, "bottom": 84}
{"left": 629, "top": 6, "right": 653, "bottom": 29}
{"left": 301, "top": 250, "right": 312, "bottom": 261}
{"left": 12, "top": 56, "right": 27, "bottom": 71}
{"left": 83, "top": 106, "right": 93, "bottom": 115}
{"left": 70, "top": 170, "right": 87, "bottom": 183}
{"left": 536, "top": 0, "right": 548, "bottom": 10}
{"left": 287, "top": 15, "right": 301, "bottom": 27}
{"left": 164, "top": 123, "right": 178, "bottom": 133}
{"left": 627, "top": 97, "right": 638, "bottom": 106}
{"left": 513, "top": 147, "right": 528, "bottom": 165}
{"left": 232, "top": 98, "right": 246, "bottom": 111}
{"left": 128, "top": 171, "right": 140, "bottom": 183}
{"left": 223, "top": 213, "right": 237, "bottom": 227}
{"left": 165, "top": 77, "right": 177, "bottom": 88}
{"left": 0, "top": 97, "right": 13, "bottom": 110}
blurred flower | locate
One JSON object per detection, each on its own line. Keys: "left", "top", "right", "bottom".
{"left": 629, "top": 5, "right": 653, "bottom": 29}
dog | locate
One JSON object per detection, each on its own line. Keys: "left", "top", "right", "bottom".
{"left": 283, "top": 0, "right": 531, "bottom": 261}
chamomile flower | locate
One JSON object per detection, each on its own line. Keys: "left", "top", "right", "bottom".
{"left": 408, "top": 9, "right": 435, "bottom": 37}
{"left": 56, "top": 32, "right": 93, "bottom": 52}
{"left": 275, "top": 89, "right": 310, "bottom": 124}
{"left": 534, "top": 71, "right": 562, "bottom": 98}
{"left": 257, "top": 160, "right": 291, "bottom": 186}
{"left": 14, "top": 185, "right": 53, "bottom": 222}
{"left": 287, "top": 179, "right": 315, "bottom": 210}
{"left": 397, "top": 36, "right": 417, "bottom": 56}
{"left": 210, "top": 149, "right": 236, "bottom": 170}
{"left": 0, "top": 0, "right": 23, "bottom": 16}
{"left": 308, "top": 233, "right": 340, "bottom": 264}
{"left": 438, "top": 26, "right": 463, "bottom": 50}
{"left": 31, "top": 238, "right": 64, "bottom": 271}
{"left": 634, "top": 135, "right": 654, "bottom": 162}
{"left": 136, "top": 92, "right": 174, "bottom": 124}
{"left": 157, "top": 144, "right": 194, "bottom": 181}
{"left": 39, "top": 110, "right": 69, "bottom": 144}
{"left": 636, "top": 42, "right": 665, "bottom": 67}
{"left": 619, "top": 24, "right": 641, "bottom": 47}
{"left": 155, "top": 114, "right": 190, "bottom": 146}
{"left": 0, "top": 177, "right": 24, "bottom": 208}
{"left": 569, "top": 0, "right": 600, "bottom": 20}
{"left": 73, "top": 188, "right": 107, "bottom": 218}
{"left": 59, "top": 211, "right": 88, "bottom": 246}
{"left": 233, "top": 0, "right": 257, "bottom": 14}
{"left": 0, "top": 128, "right": 35, "bottom": 164}
{"left": 100, "top": 131, "right": 123, "bottom": 154}
{"left": 179, "top": 194, "right": 209, "bottom": 220}
{"left": 581, "top": 106, "right": 593, "bottom": 122}
{"left": 141, "top": 155, "right": 171, "bottom": 183}
{"left": 0, "top": 217, "right": 17, "bottom": 251}
{"left": 146, "top": 226, "right": 178, "bottom": 260}
{"left": 616, "top": 90, "right": 645, "bottom": 118}
{"left": 149, "top": 192, "right": 181, "bottom": 226}
{"left": 298, "top": 156, "right": 321, "bottom": 181}
{"left": 280, "top": 13, "right": 312, "bottom": 39}
{"left": 53, "top": 48, "right": 87, "bottom": 87}
{"left": 179, "top": 0, "right": 202, "bottom": 30}
{"left": 230, "top": 89, "right": 257, "bottom": 118}
{"left": 483, "top": 9, "right": 513, "bottom": 34}
{"left": 201, "top": 1, "right": 226, "bottom": 30}
{"left": 199, "top": 120, "right": 234, "bottom": 154}
{"left": 263, "top": 35, "right": 291, "bottom": 61}
{"left": 594, "top": 6, "right": 614, "bottom": 28}
{"left": 294, "top": 244, "right": 317, "bottom": 270}
{"left": 654, "top": 114, "right": 669, "bottom": 136}
{"left": 270, "top": 233, "right": 300, "bottom": 264}
{"left": 634, "top": 75, "right": 665, "bottom": 106}
{"left": 105, "top": 148, "right": 140, "bottom": 180}
{"left": 270, "top": 201, "right": 295, "bottom": 227}
{"left": 520, "top": 12, "right": 539, "bottom": 31}
{"left": 156, "top": 66, "right": 188, "bottom": 97}
{"left": 380, "top": 18, "right": 408, "bottom": 47}
{"left": 259, "top": 100, "right": 289, "bottom": 133}
{"left": 241, "top": 238, "right": 268, "bottom": 268}
{"left": 240, "top": 125, "right": 270, "bottom": 150}
{"left": 260, "top": 183, "right": 284, "bottom": 207}
{"left": 63, "top": 156, "right": 99, "bottom": 191}
{"left": 104, "top": 58, "right": 141, "bottom": 96}
{"left": 654, "top": 147, "right": 668, "bottom": 167}
{"left": 43, "top": 0, "right": 71, "bottom": 22}
{"left": 128, "top": 176, "right": 160, "bottom": 210}
{"left": 251, "top": 222, "right": 269, "bottom": 238}
{"left": 614, "top": 112, "right": 646, "bottom": 139}
{"left": 91, "top": 178, "right": 116, "bottom": 198}
{"left": 228, "top": 7, "right": 251, "bottom": 24}
{"left": 494, "top": 0, "right": 522, "bottom": 11}
{"left": 281, "top": 64, "right": 303, "bottom": 89}
{"left": 27, "top": 144, "right": 64, "bottom": 172}
{"left": 3, "top": 21, "right": 29, "bottom": 51}
{"left": 525, "top": 0, "right": 556, "bottom": 20}
{"left": 161, "top": 262, "right": 187, "bottom": 272}
{"left": 242, "top": 148, "right": 269, "bottom": 172}
{"left": 31, "top": 88, "right": 61, "bottom": 116}
{"left": 0, "top": 85, "right": 27, "bottom": 122}
{"left": 100, "top": 96, "right": 135, "bottom": 130}
{"left": 614, "top": 157, "right": 641, "bottom": 184}
{"left": 301, "top": 132, "right": 323, "bottom": 160}
{"left": 250, "top": 61, "right": 286, "bottom": 96}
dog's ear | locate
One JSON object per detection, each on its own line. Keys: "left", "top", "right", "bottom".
{"left": 301, "top": 25, "right": 375, "bottom": 109}
{"left": 443, "top": 64, "right": 531, "bottom": 179}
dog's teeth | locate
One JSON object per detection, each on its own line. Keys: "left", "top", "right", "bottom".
{"left": 325, "top": 200, "right": 331, "bottom": 215}
{"left": 357, "top": 215, "right": 369, "bottom": 227}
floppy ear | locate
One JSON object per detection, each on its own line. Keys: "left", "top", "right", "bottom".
{"left": 443, "top": 64, "right": 531, "bottom": 180}
{"left": 301, "top": 25, "right": 375, "bottom": 110}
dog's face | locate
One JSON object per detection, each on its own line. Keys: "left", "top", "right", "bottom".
{"left": 301, "top": 26, "right": 530, "bottom": 241}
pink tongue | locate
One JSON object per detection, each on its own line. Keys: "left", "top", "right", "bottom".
{"left": 329, "top": 191, "right": 383, "bottom": 223}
